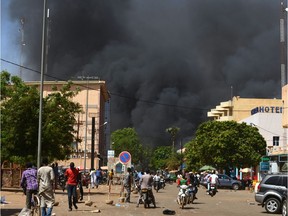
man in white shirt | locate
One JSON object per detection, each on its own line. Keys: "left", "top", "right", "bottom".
{"left": 209, "top": 171, "right": 220, "bottom": 191}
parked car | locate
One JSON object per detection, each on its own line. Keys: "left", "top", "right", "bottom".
{"left": 200, "top": 174, "right": 242, "bottom": 190}
{"left": 255, "top": 173, "right": 288, "bottom": 214}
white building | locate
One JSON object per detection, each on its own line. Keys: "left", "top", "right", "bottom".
{"left": 240, "top": 108, "right": 288, "bottom": 173}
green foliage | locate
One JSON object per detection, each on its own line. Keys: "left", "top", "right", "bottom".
{"left": 111, "top": 127, "right": 143, "bottom": 165}
{"left": 185, "top": 121, "right": 266, "bottom": 170}
{"left": 150, "top": 146, "right": 172, "bottom": 169}
{"left": 1, "top": 71, "right": 82, "bottom": 166}
{"left": 166, "top": 153, "right": 183, "bottom": 170}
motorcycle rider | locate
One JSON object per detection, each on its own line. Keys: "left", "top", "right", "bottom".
{"left": 136, "top": 169, "right": 156, "bottom": 208}
{"left": 204, "top": 171, "right": 212, "bottom": 193}
{"left": 208, "top": 170, "right": 220, "bottom": 192}
{"left": 153, "top": 172, "right": 161, "bottom": 190}
{"left": 189, "top": 172, "right": 198, "bottom": 200}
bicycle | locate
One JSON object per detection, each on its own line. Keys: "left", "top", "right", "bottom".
{"left": 30, "top": 193, "right": 41, "bottom": 216}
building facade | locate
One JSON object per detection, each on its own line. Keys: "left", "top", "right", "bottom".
{"left": 240, "top": 112, "right": 288, "bottom": 173}
{"left": 207, "top": 96, "right": 283, "bottom": 122}
{"left": 26, "top": 80, "right": 110, "bottom": 170}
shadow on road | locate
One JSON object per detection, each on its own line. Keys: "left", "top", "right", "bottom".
{"left": 1, "top": 208, "right": 22, "bottom": 216}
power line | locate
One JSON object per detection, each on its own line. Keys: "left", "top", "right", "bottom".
{"left": 1, "top": 58, "right": 209, "bottom": 111}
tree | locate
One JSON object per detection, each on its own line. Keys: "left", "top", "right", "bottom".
{"left": 185, "top": 121, "right": 266, "bottom": 171}
{"left": 1, "top": 71, "right": 82, "bottom": 165}
{"left": 111, "top": 127, "right": 143, "bottom": 165}
{"left": 150, "top": 146, "right": 172, "bottom": 170}
{"left": 166, "top": 126, "right": 180, "bottom": 153}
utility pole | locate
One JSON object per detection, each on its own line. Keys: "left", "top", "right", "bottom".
{"left": 280, "top": 0, "right": 287, "bottom": 87}
{"left": 19, "top": 17, "right": 25, "bottom": 79}
{"left": 37, "top": 0, "right": 48, "bottom": 168}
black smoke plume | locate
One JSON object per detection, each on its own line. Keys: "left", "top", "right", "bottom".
{"left": 7, "top": 0, "right": 281, "bottom": 147}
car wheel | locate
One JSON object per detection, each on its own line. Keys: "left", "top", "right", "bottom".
{"left": 282, "top": 199, "right": 287, "bottom": 216}
{"left": 232, "top": 184, "right": 240, "bottom": 190}
{"left": 265, "top": 197, "right": 281, "bottom": 214}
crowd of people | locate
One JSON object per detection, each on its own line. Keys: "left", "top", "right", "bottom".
{"left": 21, "top": 161, "right": 220, "bottom": 215}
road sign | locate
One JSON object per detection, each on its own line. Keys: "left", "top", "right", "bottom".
{"left": 108, "top": 150, "right": 115, "bottom": 158}
{"left": 119, "top": 151, "right": 131, "bottom": 164}
{"left": 260, "top": 162, "right": 269, "bottom": 171}
{"left": 261, "top": 156, "right": 270, "bottom": 162}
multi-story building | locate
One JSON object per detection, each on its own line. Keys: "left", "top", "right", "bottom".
{"left": 207, "top": 96, "right": 283, "bottom": 122}
{"left": 26, "top": 80, "right": 110, "bottom": 170}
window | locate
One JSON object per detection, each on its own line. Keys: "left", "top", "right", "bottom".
{"left": 265, "top": 176, "right": 280, "bottom": 185}
{"left": 273, "top": 136, "right": 279, "bottom": 146}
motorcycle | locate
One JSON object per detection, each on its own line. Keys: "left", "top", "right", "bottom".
{"left": 177, "top": 184, "right": 195, "bottom": 209}
{"left": 160, "top": 178, "right": 166, "bottom": 189}
{"left": 154, "top": 180, "right": 160, "bottom": 192}
{"left": 58, "top": 173, "right": 66, "bottom": 192}
{"left": 141, "top": 188, "right": 155, "bottom": 208}
{"left": 208, "top": 183, "right": 217, "bottom": 197}
{"left": 81, "top": 172, "right": 91, "bottom": 188}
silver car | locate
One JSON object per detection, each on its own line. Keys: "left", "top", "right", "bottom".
{"left": 255, "top": 173, "right": 287, "bottom": 214}
{"left": 200, "top": 174, "right": 242, "bottom": 190}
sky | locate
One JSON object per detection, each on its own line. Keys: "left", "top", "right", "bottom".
{"left": 0, "top": 0, "right": 283, "bottom": 147}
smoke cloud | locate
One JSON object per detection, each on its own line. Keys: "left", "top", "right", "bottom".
{"left": 6, "top": 0, "right": 281, "bottom": 146}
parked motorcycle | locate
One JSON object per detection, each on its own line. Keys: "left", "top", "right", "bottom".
{"left": 177, "top": 184, "right": 195, "bottom": 209}
{"left": 58, "top": 173, "right": 66, "bottom": 192}
{"left": 82, "top": 172, "right": 91, "bottom": 188}
{"left": 208, "top": 183, "right": 217, "bottom": 197}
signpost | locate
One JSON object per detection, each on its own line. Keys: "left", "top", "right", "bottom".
{"left": 261, "top": 156, "right": 270, "bottom": 162}
{"left": 260, "top": 162, "right": 270, "bottom": 171}
{"left": 119, "top": 151, "right": 131, "bottom": 164}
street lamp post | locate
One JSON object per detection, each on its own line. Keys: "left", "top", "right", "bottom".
{"left": 37, "top": 0, "right": 48, "bottom": 168}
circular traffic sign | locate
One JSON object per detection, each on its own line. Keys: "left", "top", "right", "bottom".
{"left": 119, "top": 151, "right": 131, "bottom": 164}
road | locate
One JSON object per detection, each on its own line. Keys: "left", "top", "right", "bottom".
{"left": 1, "top": 183, "right": 268, "bottom": 216}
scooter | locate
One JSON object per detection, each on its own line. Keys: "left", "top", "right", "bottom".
{"left": 177, "top": 184, "right": 195, "bottom": 209}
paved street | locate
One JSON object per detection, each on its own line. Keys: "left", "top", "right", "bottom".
{"left": 1, "top": 183, "right": 267, "bottom": 216}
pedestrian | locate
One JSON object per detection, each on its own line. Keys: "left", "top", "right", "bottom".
{"left": 123, "top": 167, "right": 133, "bottom": 203}
{"left": 65, "top": 162, "right": 79, "bottom": 211}
{"left": 136, "top": 169, "right": 156, "bottom": 208}
{"left": 90, "top": 168, "right": 97, "bottom": 188}
{"left": 20, "top": 162, "right": 38, "bottom": 210}
{"left": 95, "top": 168, "right": 102, "bottom": 188}
{"left": 107, "top": 169, "right": 114, "bottom": 186}
{"left": 37, "top": 158, "right": 55, "bottom": 216}
{"left": 52, "top": 162, "right": 59, "bottom": 189}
